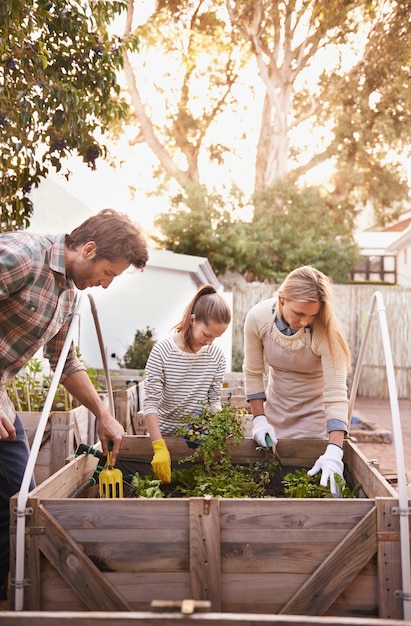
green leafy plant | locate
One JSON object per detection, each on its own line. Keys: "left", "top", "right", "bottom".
{"left": 118, "top": 326, "right": 156, "bottom": 370}
{"left": 282, "top": 468, "right": 361, "bottom": 499}
{"left": 6, "top": 351, "right": 103, "bottom": 413}
{"left": 130, "top": 473, "right": 163, "bottom": 499}
{"left": 175, "top": 403, "right": 245, "bottom": 472}
{"left": 130, "top": 403, "right": 279, "bottom": 499}
{"left": 334, "top": 473, "right": 362, "bottom": 498}
{"left": 282, "top": 469, "right": 333, "bottom": 499}
{"left": 165, "top": 464, "right": 270, "bottom": 499}
{"left": 6, "top": 357, "right": 78, "bottom": 412}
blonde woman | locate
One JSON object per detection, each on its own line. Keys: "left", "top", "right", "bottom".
{"left": 243, "top": 265, "right": 351, "bottom": 497}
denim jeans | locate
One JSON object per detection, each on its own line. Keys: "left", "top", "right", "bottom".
{"left": 0, "top": 415, "right": 35, "bottom": 589}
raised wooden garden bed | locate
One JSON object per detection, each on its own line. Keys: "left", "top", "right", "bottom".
{"left": 9, "top": 436, "right": 404, "bottom": 619}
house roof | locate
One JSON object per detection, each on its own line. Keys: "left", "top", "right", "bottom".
{"left": 356, "top": 211, "right": 411, "bottom": 256}
{"left": 383, "top": 215, "right": 411, "bottom": 232}
{"left": 146, "top": 248, "right": 221, "bottom": 289}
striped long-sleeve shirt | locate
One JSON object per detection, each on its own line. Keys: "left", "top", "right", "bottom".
{"left": 143, "top": 335, "right": 227, "bottom": 436}
{"left": 0, "top": 231, "right": 85, "bottom": 422}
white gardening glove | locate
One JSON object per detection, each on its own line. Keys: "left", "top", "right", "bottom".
{"left": 307, "top": 443, "right": 344, "bottom": 498}
{"left": 251, "top": 415, "right": 278, "bottom": 448}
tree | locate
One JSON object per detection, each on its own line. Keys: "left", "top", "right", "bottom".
{"left": 0, "top": 0, "right": 134, "bottom": 230}
{"left": 315, "top": 0, "right": 411, "bottom": 225}
{"left": 245, "top": 182, "right": 359, "bottom": 283}
{"left": 115, "top": 0, "right": 410, "bottom": 280}
{"left": 118, "top": 326, "right": 156, "bottom": 370}
{"left": 225, "top": 0, "right": 411, "bottom": 217}
{"left": 121, "top": 0, "right": 247, "bottom": 188}
{"left": 153, "top": 184, "right": 251, "bottom": 275}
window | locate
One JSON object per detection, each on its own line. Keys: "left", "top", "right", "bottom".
{"left": 349, "top": 255, "right": 396, "bottom": 283}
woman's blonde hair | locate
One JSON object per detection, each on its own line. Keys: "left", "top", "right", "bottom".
{"left": 277, "top": 265, "right": 351, "bottom": 370}
{"left": 175, "top": 284, "right": 231, "bottom": 353}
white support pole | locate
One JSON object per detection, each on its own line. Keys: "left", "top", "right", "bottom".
{"left": 348, "top": 291, "right": 410, "bottom": 619}
{"left": 13, "top": 295, "right": 84, "bottom": 611}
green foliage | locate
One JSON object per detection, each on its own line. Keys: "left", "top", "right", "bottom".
{"left": 153, "top": 183, "right": 250, "bottom": 276}
{"left": 131, "top": 404, "right": 278, "bottom": 498}
{"left": 246, "top": 182, "right": 360, "bottom": 283}
{"left": 175, "top": 402, "right": 245, "bottom": 472}
{"left": 6, "top": 357, "right": 78, "bottom": 412}
{"left": 131, "top": 474, "right": 163, "bottom": 498}
{"left": 155, "top": 179, "right": 359, "bottom": 282}
{"left": 282, "top": 468, "right": 361, "bottom": 499}
{"left": 282, "top": 469, "right": 333, "bottom": 498}
{"left": 118, "top": 326, "right": 156, "bottom": 370}
{"left": 0, "top": 0, "right": 129, "bottom": 230}
{"left": 158, "top": 402, "right": 273, "bottom": 498}
{"left": 166, "top": 463, "right": 270, "bottom": 498}
{"left": 129, "top": 404, "right": 361, "bottom": 499}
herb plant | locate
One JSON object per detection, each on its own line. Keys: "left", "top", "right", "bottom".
{"left": 282, "top": 468, "right": 361, "bottom": 498}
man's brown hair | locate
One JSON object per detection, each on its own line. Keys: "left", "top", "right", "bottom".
{"left": 66, "top": 209, "right": 148, "bottom": 269}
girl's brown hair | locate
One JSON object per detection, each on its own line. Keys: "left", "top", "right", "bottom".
{"left": 175, "top": 284, "right": 231, "bottom": 353}
{"left": 277, "top": 265, "right": 351, "bottom": 370}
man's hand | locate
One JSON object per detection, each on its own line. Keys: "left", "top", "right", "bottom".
{"left": 0, "top": 414, "right": 16, "bottom": 441}
{"left": 97, "top": 414, "right": 125, "bottom": 466}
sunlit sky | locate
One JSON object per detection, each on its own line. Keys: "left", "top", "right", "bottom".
{"left": 33, "top": 1, "right": 410, "bottom": 237}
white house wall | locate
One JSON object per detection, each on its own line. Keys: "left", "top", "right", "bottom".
{"left": 393, "top": 240, "right": 411, "bottom": 287}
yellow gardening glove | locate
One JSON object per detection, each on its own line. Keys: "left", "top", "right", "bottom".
{"left": 151, "top": 439, "right": 171, "bottom": 483}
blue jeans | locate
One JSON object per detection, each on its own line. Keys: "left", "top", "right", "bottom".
{"left": 0, "top": 415, "right": 35, "bottom": 589}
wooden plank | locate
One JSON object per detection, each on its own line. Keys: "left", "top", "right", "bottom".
{"left": 280, "top": 506, "right": 377, "bottom": 615}
{"left": 189, "top": 497, "right": 221, "bottom": 611}
{"left": 1, "top": 610, "right": 410, "bottom": 625}
{"left": 50, "top": 411, "right": 75, "bottom": 474}
{"left": 220, "top": 498, "right": 375, "bottom": 531}
{"left": 113, "top": 385, "right": 139, "bottom": 433}
{"left": 18, "top": 452, "right": 99, "bottom": 500}
{"left": 343, "top": 439, "right": 398, "bottom": 498}
{"left": 42, "top": 499, "right": 190, "bottom": 577}
{"left": 376, "top": 497, "right": 403, "bottom": 619}
{"left": 38, "top": 504, "right": 132, "bottom": 610}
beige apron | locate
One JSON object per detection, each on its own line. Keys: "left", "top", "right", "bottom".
{"left": 263, "top": 312, "right": 326, "bottom": 439}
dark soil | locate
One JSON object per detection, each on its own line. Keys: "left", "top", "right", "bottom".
{"left": 115, "top": 458, "right": 304, "bottom": 499}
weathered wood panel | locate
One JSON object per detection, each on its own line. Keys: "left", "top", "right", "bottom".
{"left": 20, "top": 406, "right": 95, "bottom": 483}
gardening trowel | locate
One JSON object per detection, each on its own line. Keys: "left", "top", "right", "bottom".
{"left": 265, "top": 433, "right": 283, "bottom": 469}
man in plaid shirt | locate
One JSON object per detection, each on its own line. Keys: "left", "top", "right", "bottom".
{"left": 0, "top": 208, "right": 148, "bottom": 595}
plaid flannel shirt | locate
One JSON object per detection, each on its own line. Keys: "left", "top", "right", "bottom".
{"left": 0, "top": 231, "right": 85, "bottom": 422}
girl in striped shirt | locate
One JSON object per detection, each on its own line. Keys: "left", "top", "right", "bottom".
{"left": 143, "top": 285, "right": 231, "bottom": 483}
